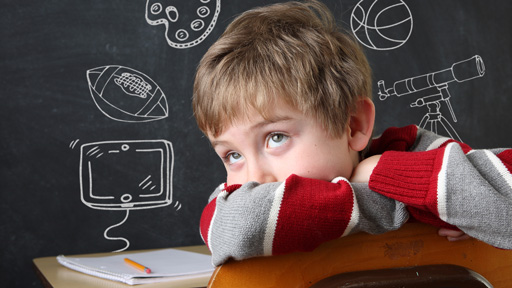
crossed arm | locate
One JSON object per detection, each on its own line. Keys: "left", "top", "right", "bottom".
{"left": 353, "top": 154, "right": 469, "bottom": 241}
{"left": 200, "top": 127, "right": 512, "bottom": 266}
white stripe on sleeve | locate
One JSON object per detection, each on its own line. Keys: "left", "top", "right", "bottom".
{"left": 437, "top": 143, "right": 454, "bottom": 221}
{"left": 332, "top": 177, "right": 359, "bottom": 237}
{"left": 426, "top": 137, "right": 450, "bottom": 151}
{"left": 263, "top": 182, "right": 286, "bottom": 256}
{"left": 207, "top": 183, "right": 227, "bottom": 260}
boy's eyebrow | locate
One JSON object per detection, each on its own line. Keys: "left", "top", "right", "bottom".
{"left": 210, "top": 140, "right": 227, "bottom": 148}
{"left": 250, "top": 116, "right": 293, "bottom": 129}
{"left": 210, "top": 116, "right": 294, "bottom": 148}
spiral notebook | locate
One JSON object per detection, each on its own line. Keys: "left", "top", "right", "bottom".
{"left": 57, "top": 248, "right": 214, "bottom": 285}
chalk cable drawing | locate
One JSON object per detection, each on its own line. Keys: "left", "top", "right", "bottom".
{"left": 378, "top": 55, "right": 485, "bottom": 142}
{"left": 351, "top": 0, "right": 413, "bottom": 50}
{"left": 75, "top": 139, "right": 175, "bottom": 251}
{"left": 86, "top": 65, "right": 169, "bottom": 122}
{"left": 104, "top": 210, "right": 130, "bottom": 252}
{"left": 145, "top": 0, "right": 221, "bottom": 49}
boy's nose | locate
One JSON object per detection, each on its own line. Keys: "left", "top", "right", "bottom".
{"left": 247, "top": 163, "right": 277, "bottom": 184}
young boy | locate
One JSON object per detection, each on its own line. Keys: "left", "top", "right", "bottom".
{"left": 193, "top": 0, "right": 512, "bottom": 266}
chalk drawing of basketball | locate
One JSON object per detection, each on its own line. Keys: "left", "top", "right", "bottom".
{"left": 350, "top": 0, "right": 413, "bottom": 50}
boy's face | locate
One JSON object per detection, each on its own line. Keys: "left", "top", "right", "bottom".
{"left": 209, "top": 102, "right": 360, "bottom": 185}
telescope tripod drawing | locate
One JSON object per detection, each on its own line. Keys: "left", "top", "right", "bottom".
{"left": 378, "top": 55, "right": 485, "bottom": 142}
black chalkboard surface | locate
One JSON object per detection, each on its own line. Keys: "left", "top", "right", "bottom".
{"left": 1, "top": 1, "right": 511, "bottom": 286}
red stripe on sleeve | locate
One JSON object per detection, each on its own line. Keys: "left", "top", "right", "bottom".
{"left": 439, "top": 139, "right": 472, "bottom": 154}
{"left": 224, "top": 184, "right": 242, "bottom": 194}
{"left": 497, "top": 149, "right": 512, "bottom": 174}
{"left": 199, "top": 198, "right": 217, "bottom": 249}
{"left": 369, "top": 145, "right": 455, "bottom": 228}
{"left": 271, "top": 175, "right": 354, "bottom": 254}
{"left": 369, "top": 147, "right": 445, "bottom": 212}
{"left": 369, "top": 125, "right": 418, "bottom": 155}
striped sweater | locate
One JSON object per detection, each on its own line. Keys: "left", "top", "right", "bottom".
{"left": 200, "top": 125, "right": 512, "bottom": 266}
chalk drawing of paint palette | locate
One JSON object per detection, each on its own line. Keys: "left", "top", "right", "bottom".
{"left": 145, "top": 0, "right": 221, "bottom": 49}
{"left": 86, "top": 65, "right": 169, "bottom": 122}
{"left": 80, "top": 140, "right": 174, "bottom": 210}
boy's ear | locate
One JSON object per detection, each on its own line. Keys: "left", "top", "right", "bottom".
{"left": 347, "top": 98, "right": 375, "bottom": 152}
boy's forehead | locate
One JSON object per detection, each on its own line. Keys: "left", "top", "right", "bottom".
{"left": 208, "top": 102, "right": 303, "bottom": 140}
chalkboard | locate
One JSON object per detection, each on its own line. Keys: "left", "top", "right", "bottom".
{"left": 1, "top": 1, "right": 511, "bottom": 286}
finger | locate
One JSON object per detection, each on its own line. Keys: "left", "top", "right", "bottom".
{"left": 438, "top": 228, "right": 464, "bottom": 238}
{"left": 447, "top": 234, "right": 471, "bottom": 242}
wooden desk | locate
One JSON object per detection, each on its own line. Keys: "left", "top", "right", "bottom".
{"left": 33, "top": 245, "right": 211, "bottom": 288}
{"left": 208, "top": 223, "right": 512, "bottom": 288}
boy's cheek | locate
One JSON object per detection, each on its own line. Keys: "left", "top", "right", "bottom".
{"left": 225, "top": 170, "right": 234, "bottom": 185}
{"left": 226, "top": 171, "right": 244, "bottom": 186}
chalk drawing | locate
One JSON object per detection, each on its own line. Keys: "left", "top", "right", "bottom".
{"left": 378, "top": 55, "right": 485, "bottom": 142}
{"left": 145, "top": 0, "right": 221, "bottom": 49}
{"left": 75, "top": 139, "right": 176, "bottom": 251}
{"left": 104, "top": 210, "right": 131, "bottom": 252}
{"left": 86, "top": 65, "right": 169, "bottom": 122}
{"left": 69, "top": 139, "right": 80, "bottom": 149}
{"left": 351, "top": 0, "right": 413, "bottom": 50}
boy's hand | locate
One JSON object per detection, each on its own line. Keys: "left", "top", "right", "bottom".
{"left": 350, "top": 155, "right": 381, "bottom": 183}
{"left": 438, "top": 228, "right": 471, "bottom": 241}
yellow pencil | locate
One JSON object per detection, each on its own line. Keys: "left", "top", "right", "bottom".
{"left": 124, "top": 258, "right": 152, "bottom": 274}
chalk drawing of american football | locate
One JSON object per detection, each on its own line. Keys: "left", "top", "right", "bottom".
{"left": 86, "top": 65, "right": 169, "bottom": 122}
{"left": 145, "top": 0, "right": 221, "bottom": 49}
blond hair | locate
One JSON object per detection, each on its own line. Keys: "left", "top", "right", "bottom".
{"left": 193, "top": 0, "right": 371, "bottom": 138}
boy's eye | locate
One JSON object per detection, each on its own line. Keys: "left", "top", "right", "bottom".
{"left": 225, "top": 152, "right": 243, "bottom": 164}
{"left": 266, "top": 133, "right": 289, "bottom": 148}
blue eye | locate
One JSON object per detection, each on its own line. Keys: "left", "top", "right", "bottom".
{"left": 225, "top": 152, "right": 243, "bottom": 164}
{"left": 267, "top": 133, "right": 289, "bottom": 148}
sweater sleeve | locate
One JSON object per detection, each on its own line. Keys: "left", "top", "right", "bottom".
{"left": 369, "top": 138, "right": 512, "bottom": 249}
{"left": 200, "top": 174, "right": 408, "bottom": 266}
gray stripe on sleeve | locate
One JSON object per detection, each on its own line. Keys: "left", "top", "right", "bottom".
{"left": 444, "top": 146, "right": 512, "bottom": 249}
{"left": 350, "top": 183, "right": 409, "bottom": 235}
{"left": 209, "top": 181, "right": 281, "bottom": 265}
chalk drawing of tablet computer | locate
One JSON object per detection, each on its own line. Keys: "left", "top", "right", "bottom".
{"left": 80, "top": 140, "right": 173, "bottom": 211}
